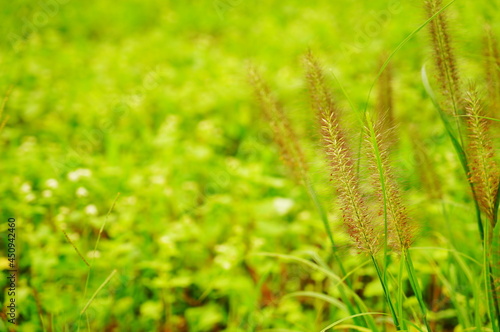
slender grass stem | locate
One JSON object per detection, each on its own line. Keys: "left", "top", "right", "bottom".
{"left": 77, "top": 193, "right": 121, "bottom": 331}
{"left": 403, "top": 251, "right": 432, "bottom": 332}
{"left": 484, "top": 220, "right": 500, "bottom": 332}
{"left": 396, "top": 258, "right": 405, "bottom": 330}
{"left": 371, "top": 255, "right": 401, "bottom": 330}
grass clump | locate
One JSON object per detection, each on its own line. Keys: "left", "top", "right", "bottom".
{"left": 247, "top": 2, "right": 500, "bottom": 330}
{"left": 4, "top": 0, "right": 500, "bottom": 331}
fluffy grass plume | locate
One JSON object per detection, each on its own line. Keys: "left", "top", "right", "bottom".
{"left": 484, "top": 27, "right": 500, "bottom": 117}
{"left": 248, "top": 66, "right": 309, "bottom": 183}
{"left": 426, "top": 0, "right": 462, "bottom": 116}
{"left": 365, "top": 119, "right": 414, "bottom": 252}
{"left": 304, "top": 53, "right": 380, "bottom": 255}
{"left": 376, "top": 58, "right": 395, "bottom": 137}
{"left": 365, "top": 116, "right": 430, "bottom": 330}
{"left": 464, "top": 86, "right": 500, "bottom": 227}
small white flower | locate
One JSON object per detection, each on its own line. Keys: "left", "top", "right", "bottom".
{"left": 68, "top": 172, "right": 79, "bottom": 182}
{"left": 214, "top": 244, "right": 238, "bottom": 270}
{"left": 218, "top": 259, "right": 232, "bottom": 270}
{"left": 273, "top": 197, "right": 294, "bottom": 215}
{"left": 25, "top": 193, "right": 36, "bottom": 202}
{"left": 159, "top": 234, "right": 177, "bottom": 253}
{"left": 215, "top": 244, "right": 229, "bottom": 254}
{"left": 160, "top": 235, "right": 172, "bottom": 244}
{"left": 68, "top": 232, "right": 80, "bottom": 241}
{"left": 46, "top": 179, "right": 59, "bottom": 189}
{"left": 68, "top": 168, "right": 92, "bottom": 182}
{"left": 76, "top": 187, "right": 89, "bottom": 197}
{"left": 20, "top": 182, "right": 31, "bottom": 193}
{"left": 87, "top": 250, "right": 101, "bottom": 259}
{"left": 79, "top": 169, "right": 92, "bottom": 177}
{"left": 42, "top": 190, "right": 52, "bottom": 198}
{"left": 151, "top": 175, "right": 165, "bottom": 185}
{"left": 84, "top": 204, "right": 98, "bottom": 216}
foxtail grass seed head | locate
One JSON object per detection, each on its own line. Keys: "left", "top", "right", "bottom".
{"left": 365, "top": 117, "right": 414, "bottom": 252}
{"left": 376, "top": 59, "right": 395, "bottom": 137}
{"left": 483, "top": 27, "right": 500, "bottom": 116}
{"left": 464, "top": 86, "right": 500, "bottom": 225}
{"left": 304, "top": 53, "right": 380, "bottom": 254}
{"left": 426, "top": 0, "right": 462, "bottom": 116}
{"left": 248, "top": 66, "right": 308, "bottom": 183}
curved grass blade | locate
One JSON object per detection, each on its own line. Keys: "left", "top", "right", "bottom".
{"left": 491, "top": 222, "right": 500, "bottom": 329}
{"left": 80, "top": 269, "right": 117, "bottom": 315}
{"left": 320, "top": 312, "right": 388, "bottom": 332}
{"left": 254, "top": 252, "right": 379, "bottom": 331}
{"left": 329, "top": 325, "right": 372, "bottom": 332}
{"left": 284, "top": 291, "right": 347, "bottom": 313}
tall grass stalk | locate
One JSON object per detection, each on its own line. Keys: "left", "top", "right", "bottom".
{"left": 304, "top": 53, "right": 407, "bottom": 330}
{"left": 484, "top": 27, "right": 500, "bottom": 117}
{"left": 364, "top": 114, "right": 431, "bottom": 331}
{"left": 425, "top": 0, "right": 500, "bottom": 329}
{"left": 248, "top": 67, "right": 376, "bottom": 330}
{"left": 247, "top": 2, "right": 498, "bottom": 328}
{"left": 77, "top": 193, "right": 120, "bottom": 331}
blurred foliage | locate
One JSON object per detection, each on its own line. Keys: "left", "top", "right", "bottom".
{"left": 0, "top": 0, "right": 499, "bottom": 331}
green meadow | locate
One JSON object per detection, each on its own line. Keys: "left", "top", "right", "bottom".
{"left": 1, "top": 0, "right": 500, "bottom": 331}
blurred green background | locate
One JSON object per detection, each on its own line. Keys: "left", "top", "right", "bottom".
{"left": 1, "top": 0, "right": 499, "bottom": 331}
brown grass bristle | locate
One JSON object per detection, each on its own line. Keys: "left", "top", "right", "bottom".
{"left": 483, "top": 27, "right": 500, "bottom": 117}
{"left": 425, "top": 0, "right": 463, "bottom": 116}
{"left": 248, "top": 66, "right": 308, "bottom": 182}
{"left": 365, "top": 118, "right": 414, "bottom": 252}
{"left": 376, "top": 58, "right": 395, "bottom": 137}
{"left": 304, "top": 52, "right": 380, "bottom": 254}
{"left": 464, "top": 85, "right": 500, "bottom": 226}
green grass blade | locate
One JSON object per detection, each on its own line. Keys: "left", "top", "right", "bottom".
{"left": 305, "top": 179, "right": 336, "bottom": 260}
{"left": 490, "top": 179, "right": 500, "bottom": 331}
{"left": 458, "top": 114, "right": 500, "bottom": 122}
{"left": 320, "top": 312, "right": 388, "bottom": 332}
{"left": 404, "top": 251, "right": 432, "bottom": 332}
{"left": 371, "top": 255, "right": 401, "bottom": 330}
{"left": 491, "top": 222, "right": 500, "bottom": 331}
{"left": 255, "top": 252, "right": 379, "bottom": 331}
{"left": 80, "top": 269, "right": 118, "bottom": 316}
{"left": 284, "top": 291, "right": 347, "bottom": 312}
{"left": 486, "top": 219, "right": 500, "bottom": 332}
